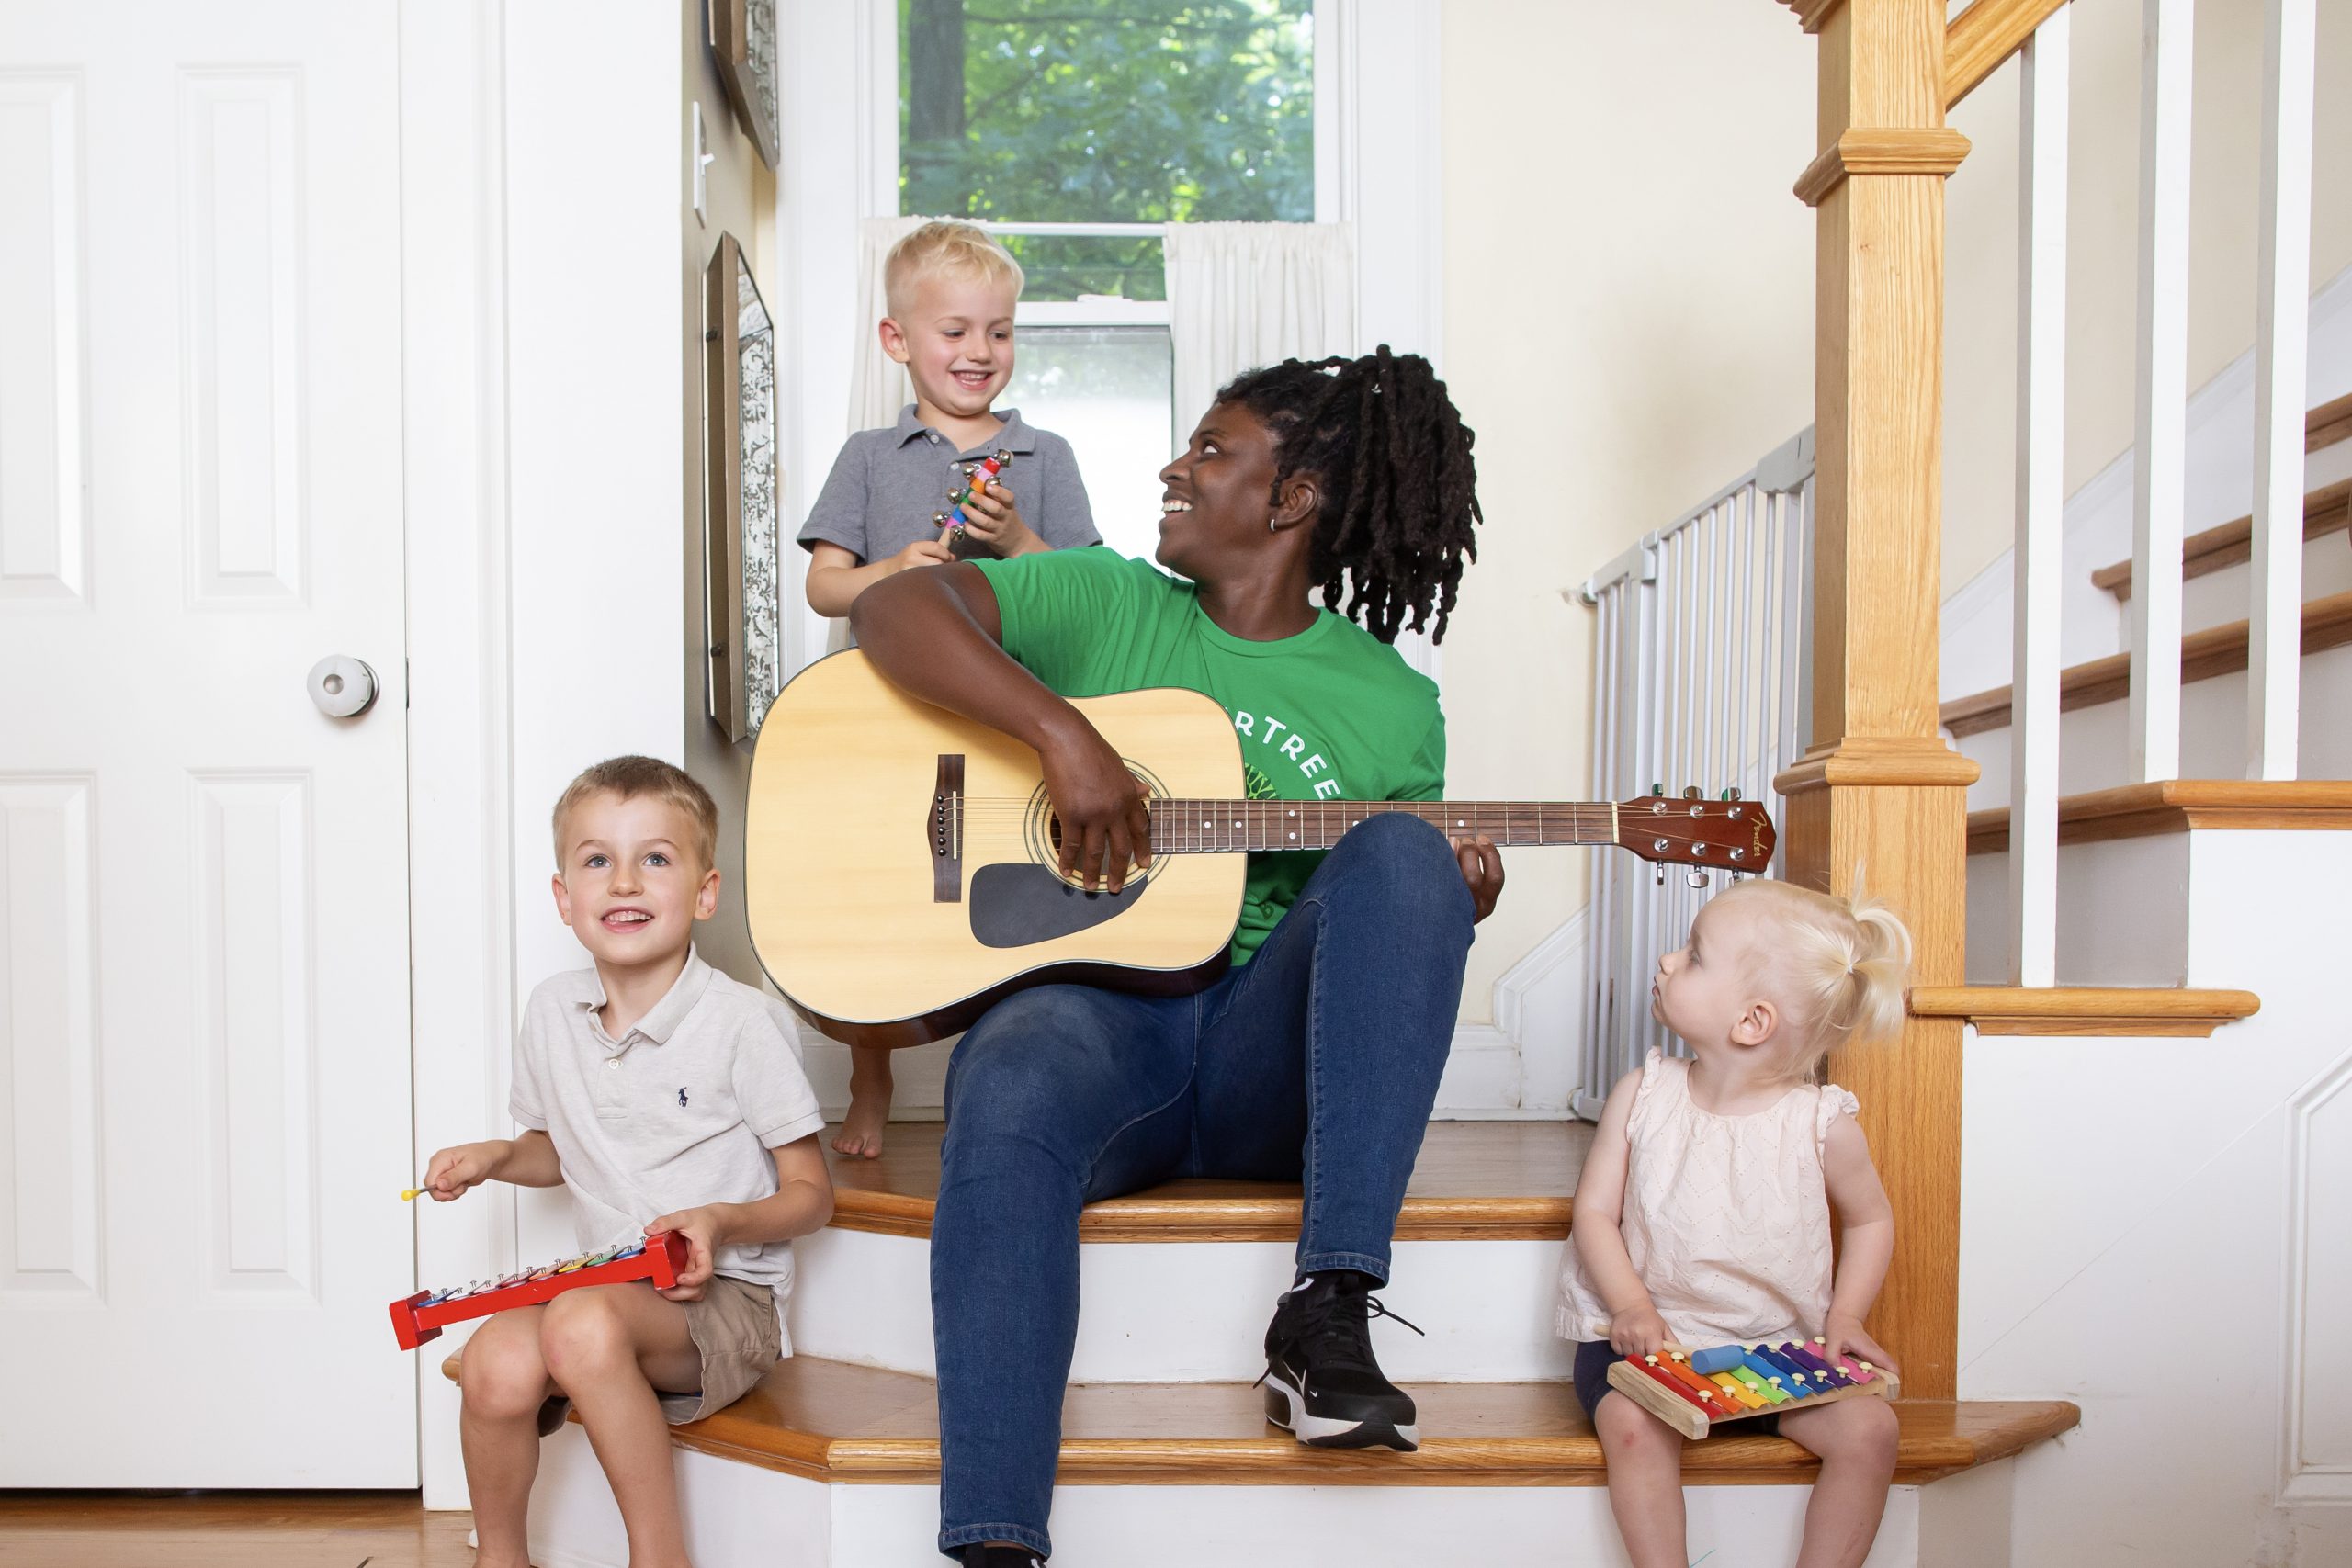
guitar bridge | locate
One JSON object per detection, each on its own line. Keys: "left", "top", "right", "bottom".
{"left": 929, "top": 754, "right": 964, "bottom": 903}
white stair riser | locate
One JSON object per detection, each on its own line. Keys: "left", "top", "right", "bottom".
{"left": 2175, "top": 527, "right": 2351, "bottom": 633}
{"left": 1956, "top": 641, "right": 2351, "bottom": 817}
{"left": 790, "top": 1227, "right": 1577, "bottom": 1383}
{"left": 1966, "top": 834, "right": 2188, "bottom": 985}
{"left": 523, "top": 1426, "right": 1938, "bottom": 1568}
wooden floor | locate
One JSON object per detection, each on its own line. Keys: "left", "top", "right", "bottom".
{"left": 0, "top": 1492, "right": 475, "bottom": 1568}
{"left": 827, "top": 1118, "right": 1592, "bottom": 1242}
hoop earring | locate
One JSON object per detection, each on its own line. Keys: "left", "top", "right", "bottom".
{"left": 1268, "top": 516, "right": 1279, "bottom": 533}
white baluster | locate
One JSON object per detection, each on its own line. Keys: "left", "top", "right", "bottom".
{"left": 2129, "top": 0, "right": 2194, "bottom": 783}
{"left": 2010, "top": 13, "right": 2069, "bottom": 988}
{"left": 2250, "top": 0, "right": 2315, "bottom": 780}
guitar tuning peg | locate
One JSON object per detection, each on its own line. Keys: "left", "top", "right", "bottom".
{"left": 1650, "top": 782, "right": 1664, "bottom": 796}
{"left": 1687, "top": 869, "right": 1708, "bottom": 889}
{"left": 1681, "top": 786, "right": 1702, "bottom": 800}
{"left": 1654, "top": 863, "right": 1667, "bottom": 886}
{"left": 1721, "top": 787, "right": 1741, "bottom": 801}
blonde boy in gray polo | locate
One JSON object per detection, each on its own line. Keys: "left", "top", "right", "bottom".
{"left": 801, "top": 220, "right": 1099, "bottom": 1164}
{"left": 420, "top": 756, "right": 832, "bottom": 1568}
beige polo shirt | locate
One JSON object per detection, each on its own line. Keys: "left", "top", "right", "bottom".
{"left": 509, "top": 952, "right": 826, "bottom": 1341}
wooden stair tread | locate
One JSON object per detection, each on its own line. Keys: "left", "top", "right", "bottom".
{"left": 827, "top": 1120, "right": 1588, "bottom": 1242}
{"left": 1966, "top": 779, "right": 2352, "bottom": 854}
{"left": 2304, "top": 389, "right": 2352, "bottom": 455}
{"left": 1940, "top": 588, "right": 2352, "bottom": 739}
{"left": 438, "top": 1353, "right": 2077, "bottom": 1486}
{"left": 2089, "top": 477, "right": 2349, "bottom": 603}
{"left": 1907, "top": 985, "right": 2259, "bottom": 1036}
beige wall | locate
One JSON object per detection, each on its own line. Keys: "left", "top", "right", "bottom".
{"left": 1943, "top": 0, "right": 2352, "bottom": 593}
{"left": 1440, "top": 0, "right": 2350, "bottom": 1024}
{"left": 682, "top": 0, "right": 776, "bottom": 986}
{"left": 1437, "top": 0, "right": 1818, "bottom": 1019}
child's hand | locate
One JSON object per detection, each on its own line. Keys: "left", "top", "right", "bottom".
{"left": 955, "top": 479, "right": 1039, "bottom": 556}
{"left": 421, "top": 1142, "right": 501, "bottom": 1201}
{"left": 647, "top": 1207, "right": 726, "bottom": 1302}
{"left": 887, "top": 536, "right": 956, "bottom": 576}
{"left": 1820, "top": 1314, "right": 1899, "bottom": 1376}
{"left": 1606, "top": 1301, "right": 1671, "bottom": 1359}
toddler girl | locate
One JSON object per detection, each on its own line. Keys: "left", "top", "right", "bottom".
{"left": 1558, "top": 878, "right": 1911, "bottom": 1568}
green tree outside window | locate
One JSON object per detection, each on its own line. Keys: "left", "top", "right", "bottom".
{"left": 899, "top": 0, "right": 1315, "bottom": 299}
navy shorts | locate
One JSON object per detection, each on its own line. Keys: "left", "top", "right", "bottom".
{"left": 1573, "top": 1340, "right": 1780, "bottom": 1436}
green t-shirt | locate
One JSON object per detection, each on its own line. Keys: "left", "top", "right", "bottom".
{"left": 970, "top": 548, "right": 1445, "bottom": 965}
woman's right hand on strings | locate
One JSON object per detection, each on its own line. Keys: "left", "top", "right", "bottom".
{"left": 1036, "top": 710, "right": 1151, "bottom": 893}
{"left": 1606, "top": 1300, "right": 1671, "bottom": 1360}
{"left": 422, "top": 1141, "right": 502, "bottom": 1201}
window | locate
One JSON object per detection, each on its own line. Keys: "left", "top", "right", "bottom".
{"left": 897, "top": 0, "right": 1316, "bottom": 558}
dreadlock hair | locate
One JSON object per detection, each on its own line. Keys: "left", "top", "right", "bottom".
{"left": 1214, "top": 345, "right": 1481, "bottom": 643}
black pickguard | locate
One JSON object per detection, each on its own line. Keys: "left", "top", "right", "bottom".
{"left": 968, "top": 863, "right": 1149, "bottom": 948}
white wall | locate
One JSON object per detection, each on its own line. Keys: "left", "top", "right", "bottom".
{"left": 1961, "top": 829, "right": 2352, "bottom": 1563}
{"left": 1436, "top": 1, "right": 1818, "bottom": 1033}
{"left": 680, "top": 0, "right": 778, "bottom": 987}
{"left": 408, "top": 0, "right": 689, "bottom": 1508}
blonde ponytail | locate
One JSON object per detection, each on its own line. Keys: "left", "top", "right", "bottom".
{"left": 1713, "top": 877, "right": 1914, "bottom": 1079}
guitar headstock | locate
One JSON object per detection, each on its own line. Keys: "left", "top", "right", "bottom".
{"left": 1615, "top": 786, "right": 1777, "bottom": 874}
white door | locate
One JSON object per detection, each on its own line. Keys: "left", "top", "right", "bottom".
{"left": 0, "top": 0, "right": 414, "bottom": 1483}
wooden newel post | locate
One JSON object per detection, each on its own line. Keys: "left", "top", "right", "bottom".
{"left": 1776, "top": 0, "right": 1973, "bottom": 1402}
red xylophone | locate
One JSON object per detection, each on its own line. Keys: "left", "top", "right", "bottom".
{"left": 1606, "top": 1337, "right": 1899, "bottom": 1439}
{"left": 388, "top": 1231, "right": 691, "bottom": 1350}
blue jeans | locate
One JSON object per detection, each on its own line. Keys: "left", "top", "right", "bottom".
{"left": 930, "top": 813, "right": 1476, "bottom": 1560}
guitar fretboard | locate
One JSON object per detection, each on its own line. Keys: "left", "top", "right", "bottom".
{"left": 1147, "top": 799, "right": 1619, "bottom": 854}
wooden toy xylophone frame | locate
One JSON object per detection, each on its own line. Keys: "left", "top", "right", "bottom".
{"left": 389, "top": 1231, "right": 691, "bottom": 1350}
{"left": 1606, "top": 1338, "right": 1899, "bottom": 1439}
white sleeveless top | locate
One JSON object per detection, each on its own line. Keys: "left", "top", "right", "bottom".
{"left": 1556, "top": 1048, "right": 1860, "bottom": 1348}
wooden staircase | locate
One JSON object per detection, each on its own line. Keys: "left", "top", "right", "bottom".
{"left": 481, "top": 1122, "right": 2081, "bottom": 1566}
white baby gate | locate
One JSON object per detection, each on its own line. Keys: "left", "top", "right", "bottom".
{"left": 1570, "top": 430, "right": 1815, "bottom": 1119}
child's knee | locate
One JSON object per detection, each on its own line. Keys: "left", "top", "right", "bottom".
{"left": 459, "top": 1324, "right": 549, "bottom": 1419}
{"left": 1595, "top": 1393, "right": 1683, "bottom": 1463}
{"left": 1805, "top": 1396, "right": 1899, "bottom": 1469}
{"left": 538, "top": 1289, "right": 636, "bottom": 1385}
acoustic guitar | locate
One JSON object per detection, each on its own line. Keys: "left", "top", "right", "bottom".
{"left": 744, "top": 651, "right": 1773, "bottom": 1049}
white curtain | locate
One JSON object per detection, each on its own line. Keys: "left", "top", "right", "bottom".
{"left": 846, "top": 215, "right": 935, "bottom": 434}
{"left": 1164, "top": 222, "right": 1356, "bottom": 433}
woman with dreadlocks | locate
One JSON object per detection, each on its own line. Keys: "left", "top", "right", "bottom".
{"left": 849, "top": 346, "right": 1492, "bottom": 1568}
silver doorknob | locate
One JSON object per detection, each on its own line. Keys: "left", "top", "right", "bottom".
{"left": 308, "top": 655, "right": 379, "bottom": 718}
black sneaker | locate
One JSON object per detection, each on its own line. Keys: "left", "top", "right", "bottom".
{"left": 961, "top": 1548, "right": 1043, "bottom": 1568}
{"left": 1259, "top": 1270, "right": 1425, "bottom": 1450}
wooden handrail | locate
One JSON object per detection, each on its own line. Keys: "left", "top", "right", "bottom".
{"left": 1908, "top": 985, "right": 2259, "bottom": 1036}
{"left": 1946, "top": 0, "right": 2073, "bottom": 109}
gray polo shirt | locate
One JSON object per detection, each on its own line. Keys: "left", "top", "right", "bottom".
{"left": 509, "top": 952, "right": 825, "bottom": 1340}
{"left": 797, "top": 404, "right": 1100, "bottom": 565}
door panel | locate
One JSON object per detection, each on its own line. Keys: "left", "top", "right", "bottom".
{"left": 0, "top": 0, "right": 414, "bottom": 1484}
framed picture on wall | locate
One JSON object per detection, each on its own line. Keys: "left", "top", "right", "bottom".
{"left": 704, "top": 232, "right": 782, "bottom": 743}
{"left": 708, "top": 0, "right": 779, "bottom": 168}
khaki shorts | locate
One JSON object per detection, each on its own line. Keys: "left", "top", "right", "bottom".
{"left": 657, "top": 1273, "right": 784, "bottom": 1424}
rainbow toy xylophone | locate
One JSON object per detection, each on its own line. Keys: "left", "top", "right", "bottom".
{"left": 388, "top": 1231, "right": 690, "bottom": 1350}
{"left": 932, "top": 449, "right": 1014, "bottom": 535}
{"left": 1605, "top": 1337, "right": 1900, "bottom": 1439}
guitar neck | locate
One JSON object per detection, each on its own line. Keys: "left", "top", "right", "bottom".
{"left": 1150, "top": 799, "right": 1619, "bottom": 853}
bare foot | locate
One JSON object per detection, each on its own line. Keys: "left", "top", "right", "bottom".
{"left": 832, "top": 1051, "right": 893, "bottom": 1158}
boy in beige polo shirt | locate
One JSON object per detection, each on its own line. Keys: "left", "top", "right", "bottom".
{"left": 421, "top": 756, "right": 832, "bottom": 1568}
